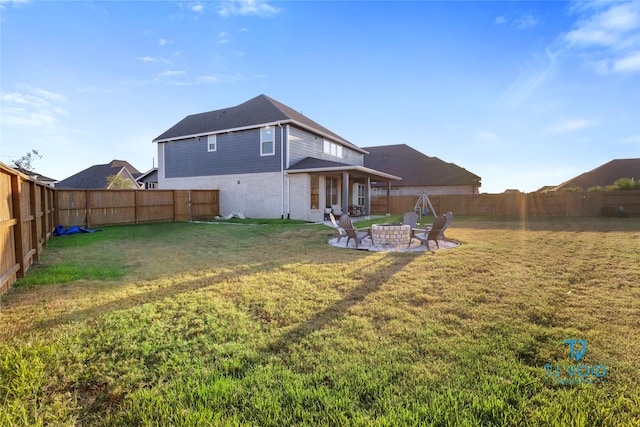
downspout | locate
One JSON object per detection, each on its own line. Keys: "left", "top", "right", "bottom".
{"left": 278, "top": 122, "right": 285, "bottom": 219}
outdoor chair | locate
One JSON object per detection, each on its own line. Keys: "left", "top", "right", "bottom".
{"left": 329, "top": 212, "right": 347, "bottom": 243}
{"left": 438, "top": 211, "right": 453, "bottom": 242}
{"left": 409, "top": 213, "right": 447, "bottom": 252}
{"left": 331, "top": 204, "right": 344, "bottom": 216}
{"left": 402, "top": 211, "right": 419, "bottom": 229}
{"left": 338, "top": 214, "right": 372, "bottom": 249}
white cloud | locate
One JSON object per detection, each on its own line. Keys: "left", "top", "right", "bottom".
{"left": 563, "top": 1, "right": 640, "bottom": 73}
{"left": 613, "top": 51, "right": 640, "bottom": 72}
{"left": 190, "top": 3, "right": 204, "bottom": 14}
{"left": 549, "top": 119, "right": 592, "bottom": 133}
{"left": 499, "top": 48, "right": 557, "bottom": 108}
{"left": 159, "top": 70, "right": 186, "bottom": 77}
{"left": 0, "top": 89, "right": 67, "bottom": 129}
{"left": 136, "top": 56, "right": 157, "bottom": 63}
{"left": 514, "top": 14, "right": 539, "bottom": 30}
{"left": 218, "top": 0, "right": 279, "bottom": 17}
{"left": 159, "top": 38, "right": 169, "bottom": 46}
{"left": 495, "top": 16, "right": 506, "bottom": 25}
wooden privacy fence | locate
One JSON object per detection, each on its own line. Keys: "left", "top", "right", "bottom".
{"left": 372, "top": 191, "right": 640, "bottom": 217}
{"left": 1, "top": 163, "right": 56, "bottom": 296}
{"left": 1, "top": 162, "right": 220, "bottom": 296}
{"left": 55, "top": 189, "right": 219, "bottom": 228}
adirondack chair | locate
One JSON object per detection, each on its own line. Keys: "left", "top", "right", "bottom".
{"left": 409, "top": 213, "right": 447, "bottom": 252}
{"left": 338, "top": 214, "right": 372, "bottom": 249}
{"left": 329, "top": 212, "right": 347, "bottom": 243}
{"left": 402, "top": 211, "right": 419, "bottom": 229}
{"left": 438, "top": 211, "right": 453, "bottom": 242}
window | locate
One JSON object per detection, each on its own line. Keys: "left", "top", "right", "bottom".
{"left": 325, "top": 177, "right": 339, "bottom": 207}
{"left": 261, "top": 127, "right": 275, "bottom": 156}
{"left": 357, "top": 183, "right": 365, "bottom": 206}
{"left": 310, "top": 176, "right": 319, "bottom": 209}
{"left": 207, "top": 135, "right": 217, "bottom": 152}
{"left": 323, "top": 139, "right": 343, "bottom": 158}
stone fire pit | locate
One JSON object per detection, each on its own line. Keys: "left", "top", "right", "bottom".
{"left": 371, "top": 223, "right": 411, "bottom": 246}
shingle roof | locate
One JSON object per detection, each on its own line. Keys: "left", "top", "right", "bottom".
{"left": 56, "top": 160, "right": 141, "bottom": 189}
{"left": 552, "top": 158, "right": 640, "bottom": 191}
{"left": 362, "top": 144, "right": 481, "bottom": 187}
{"left": 153, "top": 94, "right": 365, "bottom": 153}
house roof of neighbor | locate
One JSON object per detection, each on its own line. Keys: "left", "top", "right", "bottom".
{"left": 362, "top": 144, "right": 481, "bottom": 187}
{"left": 153, "top": 94, "right": 366, "bottom": 154}
{"left": 56, "top": 160, "right": 141, "bottom": 189}
{"left": 550, "top": 158, "right": 640, "bottom": 191}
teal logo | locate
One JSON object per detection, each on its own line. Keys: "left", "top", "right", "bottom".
{"left": 544, "top": 339, "right": 607, "bottom": 385}
{"left": 564, "top": 339, "right": 587, "bottom": 361}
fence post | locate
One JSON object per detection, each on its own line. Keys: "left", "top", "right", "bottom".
{"left": 10, "top": 174, "right": 26, "bottom": 278}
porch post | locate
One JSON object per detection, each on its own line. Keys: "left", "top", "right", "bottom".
{"left": 341, "top": 172, "right": 349, "bottom": 214}
{"left": 365, "top": 177, "right": 371, "bottom": 217}
{"left": 386, "top": 181, "right": 391, "bottom": 216}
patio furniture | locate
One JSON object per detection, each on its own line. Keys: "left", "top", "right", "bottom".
{"left": 439, "top": 211, "right": 453, "bottom": 242}
{"left": 402, "top": 211, "right": 419, "bottom": 229}
{"left": 338, "top": 214, "right": 372, "bottom": 249}
{"left": 329, "top": 212, "right": 347, "bottom": 243}
{"left": 409, "top": 213, "right": 447, "bottom": 251}
{"left": 331, "top": 204, "right": 343, "bottom": 216}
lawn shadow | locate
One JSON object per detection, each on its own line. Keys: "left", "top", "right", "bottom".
{"left": 265, "top": 251, "right": 416, "bottom": 356}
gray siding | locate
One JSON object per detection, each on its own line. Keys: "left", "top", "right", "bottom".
{"left": 164, "top": 127, "right": 283, "bottom": 178}
{"left": 288, "top": 126, "right": 363, "bottom": 167}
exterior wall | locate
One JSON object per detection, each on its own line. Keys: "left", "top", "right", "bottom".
{"left": 159, "top": 172, "right": 286, "bottom": 218}
{"left": 163, "top": 127, "right": 283, "bottom": 178}
{"left": 288, "top": 126, "right": 363, "bottom": 167}
{"left": 371, "top": 185, "right": 477, "bottom": 196}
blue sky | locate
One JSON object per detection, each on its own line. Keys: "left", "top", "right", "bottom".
{"left": 1, "top": 0, "right": 638, "bottom": 193}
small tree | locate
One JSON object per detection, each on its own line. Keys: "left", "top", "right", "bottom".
{"left": 610, "top": 177, "right": 640, "bottom": 190}
{"left": 107, "top": 174, "right": 138, "bottom": 189}
{"left": 11, "top": 149, "right": 42, "bottom": 173}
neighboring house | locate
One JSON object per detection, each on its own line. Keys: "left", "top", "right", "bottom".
{"left": 362, "top": 144, "right": 481, "bottom": 195}
{"left": 12, "top": 168, "right": 57, "bottom": 187}
{"left": 153, "top": 94, "right": 400, "bottom": 221}
{"left": 545, "top": 158, "right": 640, "bottom": 192}
{"left": 56, "top": 160, "right": 142, "bottom": 189}
{"left": 137, "top": 168, "right": 158, "bottom": 189}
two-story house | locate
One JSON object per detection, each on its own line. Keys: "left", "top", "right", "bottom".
{"left": 153, "top": 95, "right": 400, "bottom": 221}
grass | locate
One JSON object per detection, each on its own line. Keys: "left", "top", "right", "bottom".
{"left": 1, "top": 216, "right": 639, "bottom": 426}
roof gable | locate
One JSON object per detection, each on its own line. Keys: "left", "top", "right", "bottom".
{"left": 362, "top": 144, "right": 481, "bottom": 187}
{"left": 56, "top": 160, "right": 140, "bottom": 189}
{"left": 554, "top": 158, "right": 640, "bottom": 190}
{"left": 153, "top": 94, "right": 364, "bottom": 152}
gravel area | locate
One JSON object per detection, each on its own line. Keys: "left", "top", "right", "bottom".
{"left": 327, "top": 236, "right": 460, "bottom": 252}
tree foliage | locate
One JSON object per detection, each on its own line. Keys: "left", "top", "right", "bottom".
{"left": 107, "top": 174, "right": 138, "bottom": 189}
{"left": 11, "top": 149, "right": 42, "bottom": 173}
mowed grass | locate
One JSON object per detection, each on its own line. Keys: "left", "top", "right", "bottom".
{"left": 1, "top": 217, "right": 639, "bottom": 426}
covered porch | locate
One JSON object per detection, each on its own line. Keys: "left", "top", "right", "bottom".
{"left": 287, "top": 158, "right": 401, "bottom": 221}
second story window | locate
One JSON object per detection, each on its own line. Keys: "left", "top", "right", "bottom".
{"left": 261, "top": 127, "right": 275, "bottom": 156}
{"left": 323, "top": 139, "right": 343, "bottom": 158}
{"left": 207, "top": 135, "right": 217, "bottom": 152}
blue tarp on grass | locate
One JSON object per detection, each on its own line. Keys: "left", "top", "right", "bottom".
{"left": 53, "top": 225, "right": 100, "bottom": 236}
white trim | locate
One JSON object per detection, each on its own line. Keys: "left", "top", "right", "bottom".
{"left": 207, "top": 134, "right": 217, "bottom": 152}
{"left": 287, "top": 165, "right": 401, "bottom": 181}
{"left": 260, "top": 126, "right": 276, "bottom": 156}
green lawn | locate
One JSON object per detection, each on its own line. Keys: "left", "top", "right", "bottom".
{"left": 1, "top": 217, "right": 639, "bottom": 426}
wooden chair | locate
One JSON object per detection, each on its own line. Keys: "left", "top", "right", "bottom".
{"left": 402, "top": 211, "right": 419, "bottom": 229}
{"left": 338, "top": 214, "right": 372, "bottom": 249}
{"left": 438, "top": 211, "right": 453, "bottom": 242}
{"left": 329, "top": 212, "right": 347, "bottom": 243}
{"left": 409, "top": 214, "right": 447, "bottom": 251}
